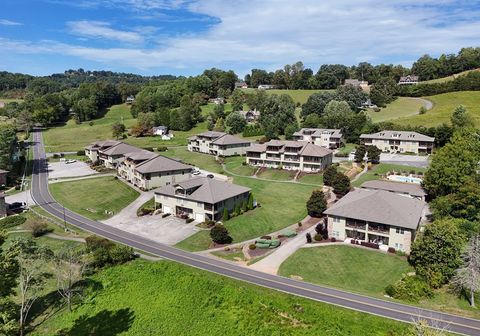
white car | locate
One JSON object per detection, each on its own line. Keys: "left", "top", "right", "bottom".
{"left": 192, "top": 169, "right": 201, "bottom": 175}
{"left": 65, "top": 159, "right": 77, "bottom": 164}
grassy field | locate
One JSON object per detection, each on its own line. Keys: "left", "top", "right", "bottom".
{"left": 367, "top": 97, "right": 425, "bottom": 123}
{"left": 279, "top": 245, "right": 480, "bottom": 318}
{"left": 30, "top": 260, "right": 409, "bottom": 336}
{"left": 421, "top": 68, "right": 480, "bottom": 84}
{"left": 49, "top": 176, "right": 140, "bottom": 220}
{"left": 242, "top": 89, "right": 332, "bottom": 105}
{"left": 42, "top": 104, "right": 210, "bottom": 152}
{"left": 161, "top": 147, "right": 223, "bottom": 173}
{"left": 0, "top": 98, "right": 24, "bottom": 104}
{"left": 394, "top": 91, "right": 480, "bottom": 127}
{"left": 256, "top": 168, "right": 296, "bottom": 181}
{"left": 352, "top": 163, "right": 427, "bottom": 187}
{"left": 176, "top": 176, "right": 315, "bottom": 251}
{"left": 297, "top": 173, "right": 324, "bottom": 185}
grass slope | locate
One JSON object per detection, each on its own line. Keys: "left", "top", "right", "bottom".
{"left": 279, "top": 246, "right": 411, "bottom": 296}
{"left": 49, "top": 176, "right": 140, "bottom": 220}
{"left": 394, "top": 91, "right": 480, "bottom": 127}
{"left": 352, "top": 163, "right": 426, "bottom": 187}
{"left": 176, "top": 176, "right": 315, "bottom": 251}
{"left": 31, "top": 260, "right": 409, "bottom": 336}
{"left": 367, "top": 97, "right": 425, "bottom": 123}
{"left": 421, "top": 68, "right": 480, "bottom": 84}
{"left": 242, "top": 89, "right": 332, "bottom": 105}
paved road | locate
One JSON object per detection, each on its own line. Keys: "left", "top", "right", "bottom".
{"left": 29, "top": 130, "right": 480, "bottom": 335}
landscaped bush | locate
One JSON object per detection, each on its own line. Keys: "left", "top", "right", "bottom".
{"left": 330, "top": 237, "right": 336, "bottom": 242}
{"left": 261, "top": 235, "right": 272, "bottom": 240}
{"left": 157, "top": 146, "right": 168, "bottom": 152}
{"left": 210, "top": 224, "right": 232, "bottom": 244}
{"left": 162, "top": 213, "right": 171, "bottom": 218}
{"left": 52, "top": 153, "right": 59, "bottom": 159}
{"left": 306, "top": 232, "right": 312, "bottom": 243}
{"left": 109, "top": 245, "right": 137, "bottom": 264}
{"left": 26, "top": 221, "right": 51, "bottom": 237}
{"left": 86, "top": 235, "right": 115, "bottom": 252}
{"left": 89, "top": 121, "right": 94, "bottom": 126}
{"left": 249, "top": 243, "right": 256, "bottom": 250}
{"left": 0, "top": 215, "right": 27, "bottom": 229}
{"left": 186, "top": 218, "right": 194, "bottom": 224}
{"left": 387, "top": 247, "right": 396, "bottom": 254}
{"left": 385, "top": 275, "right": 433, "bottom": 302}
{"left": 143, "top": 147, "right": 154, "bottom": 152}
{"left": 314, "top": 234, "right": 323, "bottom": 241}
{"left": 86, "top": 235, "right": 137, "bottom": 269}
{"left": 360, "top": 241, "right": 380, "bottom": 249}
{"left": 76, "top": 150, "right": 86, "bottom": 156}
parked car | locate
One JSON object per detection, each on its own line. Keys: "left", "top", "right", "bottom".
{"left": 206, "top": 174, "right": 214, "bottom": 178}
{"left": 192, "top": 169, "right": 201, "bottom": 175}
{"left": 65, "top": 159, "right": 77, "bottom": 164}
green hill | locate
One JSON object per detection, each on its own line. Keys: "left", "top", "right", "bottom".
{"left": 394, "top": 91, "right": 480, "bottom": 127}
{"left": 420, "top": 68, "right": 480, "bottom": 84}
{"left": 242, "top": 89, "right": 332, "bottom": 105}
{"left": 31, "top": 260, "right": 408, "bottom": 335}
{"left": 366, "top": 97, "right": 426, "bottom": 123}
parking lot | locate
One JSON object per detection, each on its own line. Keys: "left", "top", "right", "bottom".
{"left": 47, "top": 161, "right": 99, "bottom": 179}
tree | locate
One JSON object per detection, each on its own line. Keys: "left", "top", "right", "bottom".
{"left": 409, "top": 219, "right": 465, "bottom": 288}
{"left": 301, "top": 113, "right": 321, "bottom": 128}
{"left": 301, "top": 91, "right": 335, "bottom": 118}
{"left": 111, "top": 122, "right": 126, "bottom": 139}
{"left": 247, "top": 193, "right": 254, "bottom": 210}
{"left": 451, "top": 105, "right": 474, "bottom": 129}
{"left": 306, "top": 189, "right": 328, "bottom": 217}
{"left": 284, "top": 123, "right": 299, "bottom": 140}
{"left": 0, "top": 230, "right": 18, "bottom": 335}
{"left": 230, "top": 89, "right": 245, "bottom": 111}
{"left": 15, "top": 110, "right": 33, "bottom": 138}
{"left": 366, "top": 145, "right": 381, "bottom": 163}
{"left": 452, "top": 235, "right": 480, "bottom": 307}
{"left": 54, "top": 247, "right": 85, "bottom": 312}
{"left": 222, "top": 207, "right": 229, "bottom": 221}
{"left": 258, "top": 94, "right": 296, "bottom": 135}
{"left": 213, "top": 117, "right": 225, "bottom": 132}
{"left": 332, "top": 173, "right": 351, "bottom": 196}
{"left": 8, "top": 239, "right": 53, "bottom": 336}
{"left": 306, "top": 232, "right": 312, "bottom": 243}
{"left": 321, "top": 100, "right": 369, "bottom": 142}
{"left": 423, "top": 129, "right": 480, "bottom": 198}
{"left": 354, "top": 144, "right": 367, "bottom": 162}
{"left": 213, "top": 103, "right": 225, "bottom": 120}
{"left": 225, "top": 111, "right": 246, "bottom": 134}
{"left": 323, "top": 165, "right": 338, "bottom": 187}
{"left": 210, "top": 224, "right": 231, "bottom": 244}
{"left": 370, "top": 77, "right": 397, "bottom": 107}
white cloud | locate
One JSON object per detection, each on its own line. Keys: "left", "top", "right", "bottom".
{"left": 67, "top": 20, "right": 144, "bottom": 43}
{"left": 0, "top": 19, "right": 22, "bottom": 26}
{"left": 3, "top": 1, "right": 480, "bottom": 74}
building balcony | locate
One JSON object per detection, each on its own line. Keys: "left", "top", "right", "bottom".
{"left": 368, "top": 226, "right": 390, "bottom": 235}
{"left": 346, "top": 224, "right": 366, "bottom": 230}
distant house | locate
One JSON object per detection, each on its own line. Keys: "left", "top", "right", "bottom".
{"left": 187, "top": 131, "right": 251, "bottom": 157}
{"left": 398, "top": 75, "right": 419, "bottom": 85}
{"left": 152, "top": 126, "right": 173, "bottom": 140}
{"left": 208, "top": 98, "right": 225, "bottom": 105}
{"left": 239, "top": 110, "right": 260, "bottom": 123}
{"left": 360, "top": 180, "right": 427, "bottom": 201}
{"left": 344, "top": 79, "right": 369, "bottom": 90}
{"left": 235, "top": 81, "right": 248, "bottom": 89}
{"left": 324, "top": 188, "right": 427, "bottom": 253}
{"left": 118, "top": 151, "right": 193, "bottom": 190}
{"left": 292, "top": 128, "right": 343, "bottom": 149}
{"left": 360, "top": 130, "right": 434, "bottom": 155}
{"left": 154, "top": 176, "right": 251, "bottom": 222}
{"left": 258, "top": 84, "right": 275, "bottom": 90}
{"left": 246, "top": 140, "right": 333, "bottom": 172}
{"left": 126, "top": 95, "right": 135, "bottom": 104}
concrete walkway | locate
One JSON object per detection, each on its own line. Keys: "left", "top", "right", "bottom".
{"left": 249, "top": 224, "right": 318, "bottom": 274}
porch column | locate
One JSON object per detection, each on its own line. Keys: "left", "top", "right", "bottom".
{"left": 365, "top": 222, "right": 369, "bottom": 242}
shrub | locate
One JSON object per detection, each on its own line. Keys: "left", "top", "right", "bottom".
{"left": 109, "top": 245, "right": 137, "bottom": 264}
{"left": 314, "top": 234, "right": 323, "bottom": 241}
{"left": 27, "top": 221, "right": 50, "bottom": 237}
{"left": 297, "top": 221, "right": 302, "bottom": 227}
{"left": 330, "top": 237, "right": 336, "bottom": 242}
{"left": 210, "top": 224, "right": 232, "bottom": 244}
{"left": 306, "top": 232, "right": 312, "bottom": 243}
{"left": 0, "top": 215, "right": 27, "bottom": 229}
{"left": 85, "top": 235, "right": 115, "bottom": 252}
{"left": 162, "top": 213, "right": 171, "bottom": 218}
{"left": 385, "top": 275, "right": 433, "bottom": 302}
{"left": 52, "top": 153, "right": 59, "bottom": 159}
{"left": 143, "top": 147, "right": 154, "bottom": 152}
{"left": 157, "top": 146, "right": 168, "bottom": 152}
{"left": 249, "top": 243, "right": 256, "bottom": 250}
{"left": 261, "top": 235, "right": 272, "bottom": 240}
{"left": 76, "top": 150, "right": 85, "bottom": 156}
{"left": 360, "top": 241, "right": 379, "bottom": 249}
{"left": 387, "top": 247, "right": 396, "bottom": 254}
{"left": 89, "top": 121, "right": 94, "bottom": 126}
{"left": 186, "top": 218, "right": 194, "bottom": 224}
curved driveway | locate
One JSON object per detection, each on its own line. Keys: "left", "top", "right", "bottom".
{"left": 30, "top": 129, "right": 479, "bottom": 335}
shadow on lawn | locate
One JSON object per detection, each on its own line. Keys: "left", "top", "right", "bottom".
{"left": 56, "top": 308, "right": 135, "bottom": 336}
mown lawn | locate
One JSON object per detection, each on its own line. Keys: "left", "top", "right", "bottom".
{"left": 279, "top": 245, "right": 411, "bottom": 296}
{"left": 256, "top": 168, "right": 296, "bottom": 181}
{"left": 49, "top": 176, "right": 140, "bottom": 220}
{"left": 161, "top": 147, "right": 223, "bottom": 173}
{"left": 224, "top": 156, "right": 256, "bottom": 176}
{"left": 366, "top": 97, "right": 425, "bottom": 123}
{"left": 176, "top": 176, "right": 315, "bottom": 251}
{"left": 241, "top": 88, "right": 333, "bottom": 105}
{"left": 42, "top": 104, "right": 209, "bottom": 152}
{"left": 297, "top": 173, "right": 324, "bottom": 185}
{"left": 394, "top": 91, "right": 480, "bottom": 128}
{"left": 352, "top": 163, "right": 427, "bottom": 187}
{"left": 30, "top": 260, "right": 409, "bottom": 336}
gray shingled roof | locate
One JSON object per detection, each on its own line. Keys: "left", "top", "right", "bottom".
{"left": 324, "top": 189, "right": 425, "bottom": 230}
{"left": 293, "top": 128, "right": 343, "bottom": 138}
{"left": 212, "top": 134, "right": 251, "bottom": 146}
{"left": 360, "top": 180, "right": 427, "bottom": 198}
{"left": 300, "top": 143, "right": 333, "bottom": 157}
{"left": 85, "top": 140, "right": 121, "bottom": 150}
{"left": 100, "top": 143, "right": 144, "bottom": 156}
{"left": 197, "top": 131, "right": 227, "bottom": 138}
{"left": 154, "top": 177, "right": 250, "bottom": 204}
{"left": 135, "top": 155, "right": 192, "bottom": 174}
{"left": 124, "top": 150, "right": 158, "bottom": 162}
{"left": 360, "top": 131, "right": 434, "bottom": 142}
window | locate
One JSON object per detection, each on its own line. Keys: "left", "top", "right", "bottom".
{"left": 332, "top": 230, "right": 340, "bottom": 238}
{"left": 396, "top": 228, "right": 404, "bottom": 234}
{"left": 332, "top": 217, "right": 341, "bottom": 223}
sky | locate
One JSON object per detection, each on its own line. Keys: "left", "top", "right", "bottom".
{"left": 1, "top": 0, "right": 480, "bottom": 77}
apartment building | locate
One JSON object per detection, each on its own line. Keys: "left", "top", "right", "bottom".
{"left": 187, "top": 131, "right": 251, "bottom": 157}
{"left": 292, "top": 128, "right": 343, "bottom": 149}
{"left": 324, "top": 188, "right": 426, "bottom": 253}
{"left": 85, "top": 140, "right": 122, "bottom": 164}
{"left": 360, "top": 131, "right": 434, "bottom": 154}
{"left": 154, "top": 177, "right": 251, "bottom": 222}
{"left": 246, "top": 140, "right": 333, "bottom": 172}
